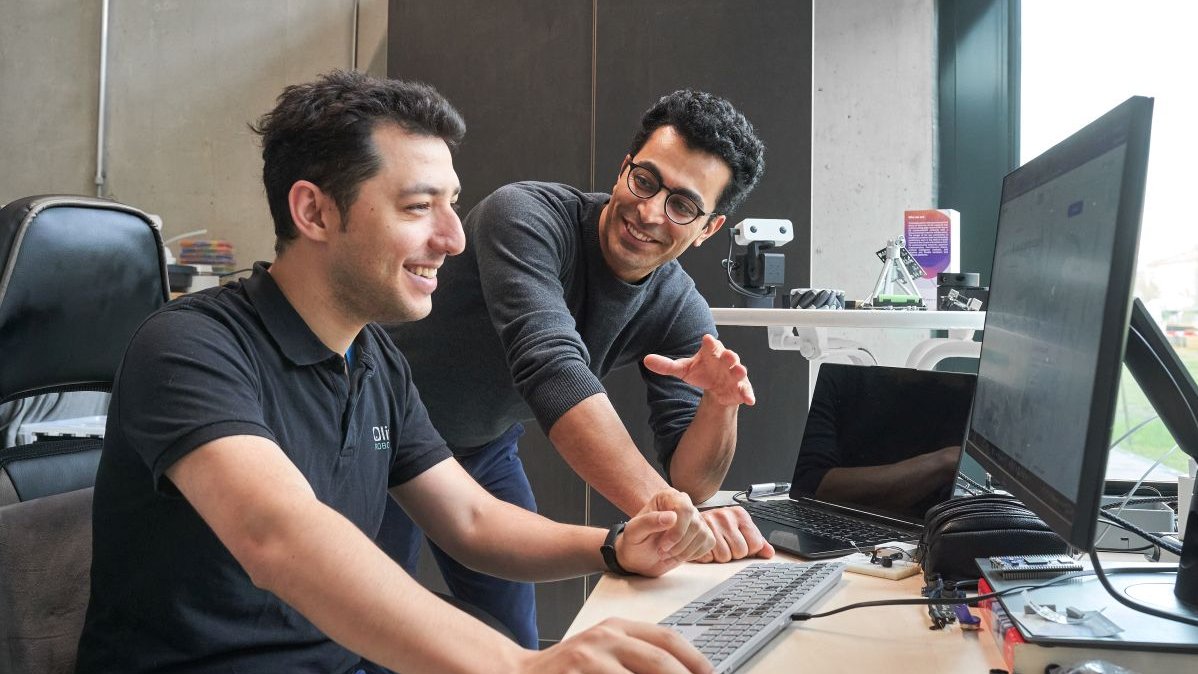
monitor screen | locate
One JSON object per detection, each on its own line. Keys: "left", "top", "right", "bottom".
{"left": 965, "top": 96, "right": 1154, "bottom": 549}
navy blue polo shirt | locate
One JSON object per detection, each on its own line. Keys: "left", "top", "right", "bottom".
{"left": 76, "top": 263, "right": 451, "bottom": 673}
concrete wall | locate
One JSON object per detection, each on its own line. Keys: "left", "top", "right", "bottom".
{"left": 2, "top": 0, "right": 936, "bottom": 342}
{"left": 0, "top": 0, "right": 389, "bottom": 267}
{"left": 812, "top": 0, "right": 938, "bottom": 367}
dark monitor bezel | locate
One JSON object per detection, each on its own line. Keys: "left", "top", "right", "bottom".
{"left": 1125, "top": 297, "right": 1198, "bottom": 462}
{"left": 965, "top": 96, "right": 1154, "bottom": 550}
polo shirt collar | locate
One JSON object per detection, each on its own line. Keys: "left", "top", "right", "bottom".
{"left": 243, "top": 262, "right": 341, "bottom": 367}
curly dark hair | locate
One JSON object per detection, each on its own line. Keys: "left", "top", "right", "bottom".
{"left": 251, "top": 69, "right": 466, "bottom": 253}
{"left": 627, "top": 90, "right": 764, "bottom": 216}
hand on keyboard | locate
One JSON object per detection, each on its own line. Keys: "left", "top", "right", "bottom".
{"left": 620, "top": 489, "right": 716, "bottom": 576}
{"left": 694, "top": 506, "right": 775, "bottom": 564}
{"left": 519, "top": 617, "right": 714, "bottom": 674}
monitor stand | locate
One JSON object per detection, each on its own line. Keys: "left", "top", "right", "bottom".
{"left": 979, "top": 560, "right": 1198, "bottom": 653}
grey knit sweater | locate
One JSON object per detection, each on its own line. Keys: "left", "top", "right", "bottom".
{"left": 387, "top": 181, "right": 715, "bottom": 468}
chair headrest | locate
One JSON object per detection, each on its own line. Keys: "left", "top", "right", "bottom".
{"left": 0, "top": 195, "right": 169, "bottom": 403}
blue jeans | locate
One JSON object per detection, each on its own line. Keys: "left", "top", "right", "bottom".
{"left": 376, "top": 423, "right": 538, "bottom": 649}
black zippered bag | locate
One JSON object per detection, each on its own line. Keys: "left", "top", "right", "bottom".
{"left": 916, "top": 493, "right": 1068, "bottom": 582}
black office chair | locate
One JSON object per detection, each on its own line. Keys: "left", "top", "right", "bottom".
{"left": 0, "top": 195, "right": 168, "bottom": 674}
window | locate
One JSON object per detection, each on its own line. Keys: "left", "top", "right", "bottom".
{"left": 1022, "top": 1, "right": 1198, "bottom": 481}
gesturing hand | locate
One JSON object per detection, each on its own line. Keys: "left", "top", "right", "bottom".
{"left": 643, "top": 334, "right": 755, "bottom": 407}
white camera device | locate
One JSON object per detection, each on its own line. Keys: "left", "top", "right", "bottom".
{"left": 732, "top": 218, "right": 793, "bottom": 247}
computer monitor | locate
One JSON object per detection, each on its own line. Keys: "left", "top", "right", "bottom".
{"left": 964, "top": 96, "right": 1198, "bottom": 612}
{"left": 1124, "top": 297, "right": 1198, "bottom": 605}
{"left": 1125, "top": 297, "right": 1198, "bottom": 462}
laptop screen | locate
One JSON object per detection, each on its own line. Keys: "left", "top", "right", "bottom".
{"left": 791, "top": 364, "right": 977, "bottom": 522}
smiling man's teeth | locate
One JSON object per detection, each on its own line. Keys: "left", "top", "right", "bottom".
{"left": 408, "top": 266, "right": 437, "bottom": 279}
{"left": 625, "top": 220, "right": 656, "bottom": 243}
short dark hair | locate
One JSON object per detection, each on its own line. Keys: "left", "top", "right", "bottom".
{"left": 251, "top": 69, "right": 466, "bottom": 253}
{"left": 628, "top": 90, "right": 764, "bottom": 216}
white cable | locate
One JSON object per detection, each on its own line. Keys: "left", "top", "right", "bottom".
{"left": 1094, "top": 442, "right": 1178, "bottom": 547}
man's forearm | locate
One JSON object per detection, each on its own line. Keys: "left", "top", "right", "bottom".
{"left": 172, "top": 438, "right": 530, "bottom": 673}
{"left": 409, "top": 489, "right": 611, "bottom": 582}
{"left": 814, "top": 451, "right": 950, "bottom": 509}
{"left": 547, "top": 393, "right": 671, "bottom": 515}
{"left": 668, "top": 393, "right": 739, "bottom": 503}
{"left": 245, "top": 498, "right": 528, "bottom": 673}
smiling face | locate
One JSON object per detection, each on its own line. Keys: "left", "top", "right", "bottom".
{"left": 326, "top": 123, "right": 465, "bottom": 324}
{"left": 598, "top": 126, "right": 730, "bottom": 283}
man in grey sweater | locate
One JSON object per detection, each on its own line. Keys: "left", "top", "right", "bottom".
{"left": 386, "top": 90, "right": 773, "bottom": 647}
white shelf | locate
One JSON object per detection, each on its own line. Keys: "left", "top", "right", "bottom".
{"left": 710, "top": 307, "right": 986, "bottom": 330}
{"left": 710, "top": 309, "right": 984, "bottom": 368}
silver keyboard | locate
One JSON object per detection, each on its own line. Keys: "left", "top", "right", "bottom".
{"left": 658, "top": 561, "right": 845, "bottom": 673}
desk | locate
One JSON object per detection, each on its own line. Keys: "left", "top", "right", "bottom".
{"left": 568, "top": 555, "right": 1004, "bottom": 672}
{"left": 710, "top": 308, "right": 985, "bottom": 368}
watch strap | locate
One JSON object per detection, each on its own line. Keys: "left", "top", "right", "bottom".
{"left": 601, "top": 521, "right": 632, "bottom": 575}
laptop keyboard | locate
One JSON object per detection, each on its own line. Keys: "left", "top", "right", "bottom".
{"left": 744, "top": 499, "right": 910, "bottom": 545}
{"left": 659, "top": 561, "right": 845, "bottom": 673}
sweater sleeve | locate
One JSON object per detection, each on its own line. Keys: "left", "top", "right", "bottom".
{"left": 638, "top": 283, "right": 714, "bottom": 472}
{"left": 469, "top": 184, "right": 606, "bottom": 432}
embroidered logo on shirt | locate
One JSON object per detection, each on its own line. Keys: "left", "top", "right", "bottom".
{"left": 372, "top": 425, "right": 391, "bottom": 451}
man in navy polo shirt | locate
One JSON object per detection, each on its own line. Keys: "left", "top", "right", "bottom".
{"left": 75, "top": 70, "right": 716, "bottom": 674}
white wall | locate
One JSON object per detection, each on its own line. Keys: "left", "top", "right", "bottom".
{"left": 0, "top": 0, "right": 389, "bottom": 267}
{"left": 812, "top": 0, "right": 938, "bottom": 367}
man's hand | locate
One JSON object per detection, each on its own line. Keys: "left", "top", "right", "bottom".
{"left": 616, "top": 488, "right": 715, "bottom": 575}
{"left": 644, "top": 334, "right": 755, "bottom": 407}
{"left": 692, "top": 506, "right": 774, "bottom": 564}
{"left": 517, "top": 618, "right": 712, "bottom": 674}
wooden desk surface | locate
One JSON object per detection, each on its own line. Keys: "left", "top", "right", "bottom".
{"left": 568, "top": 556, "right": 1004, "bottom": 673}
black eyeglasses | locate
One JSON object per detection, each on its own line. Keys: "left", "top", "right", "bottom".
{"left": 625, "top": 161, "right": 710, "bottom": 226}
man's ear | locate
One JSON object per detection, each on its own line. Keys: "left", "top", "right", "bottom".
{"left": 614, "top": 155, "right": 631, "bottom": 189}
{"left": 288, "top": 180, "right": 337, "bottom": 243}
{"left": 692, "top": 214, "right": 727, "bottom": 248}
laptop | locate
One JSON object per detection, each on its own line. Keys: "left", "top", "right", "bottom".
{"left": 745, "top": 363, "right": 976, "bottom": 558}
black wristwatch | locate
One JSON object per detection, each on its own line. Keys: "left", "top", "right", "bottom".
{"left": 600, "top": 521, "right": 632, "bottom": 576}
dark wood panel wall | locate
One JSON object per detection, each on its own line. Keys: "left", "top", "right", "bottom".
{"left": 389, "top": 0, "right": 813, "bottom": 643}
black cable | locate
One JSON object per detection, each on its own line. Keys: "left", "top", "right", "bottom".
{"left": 1099, "top": 510, "right": 1183, "bottom": 556}
{"left": 791, "top": 575, "right": 1080, "bottom": 621}
{"left": 950, "top": 579, "right": 978, "bottom": 592}
{"left": 1095, "top": 543, "right": 1157, "bottom": 553}
{"left": 1100, "top": 495, "right": 1177, "bottom": 509}
{"left": 731, "top": 490, "right": 750, "bottom": 504}
{"left": 1088, "top": 548, "right": 1198, "bottom": 627}
{"left": 723, "top": 231, "right": 772, "bottom": 300}
{"left": 790, "top": 566, "right": 1179, "bottom": 622}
